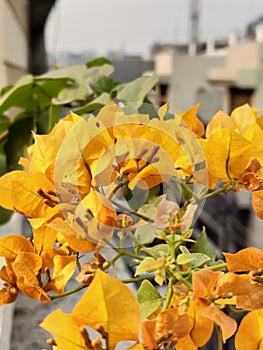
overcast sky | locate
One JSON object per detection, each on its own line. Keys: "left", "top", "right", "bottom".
{"left": 45, "top": 0, "right": 263, "bottom": 58}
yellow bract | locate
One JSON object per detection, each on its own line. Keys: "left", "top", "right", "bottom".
{"left": 72, "top": 270, "right": 141, "bottom": 349}
{"left": 40, "top": 309, "right": 91, "bottom": 350}
{"left": 235, "top": 309, "right": 263, "bottom": 350}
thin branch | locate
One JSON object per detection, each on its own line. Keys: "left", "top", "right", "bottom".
{"left": 49, "top": 284, "right": 87, "bottom": 300}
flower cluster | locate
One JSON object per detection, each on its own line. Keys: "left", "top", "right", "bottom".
{"left": 0, "top": 102, "right": 262, "bottom": 349}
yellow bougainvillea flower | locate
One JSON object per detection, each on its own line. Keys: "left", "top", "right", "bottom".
{"left": 235, "top": 309, "right": 263, "bottom": 350}
{"left": 65, "top": 188, "right": 116, "bottom": 244}
{"left": 55, "top": 102, "right": 206, "bottom": 195}
{"left": 0, "top": 102, "right": 206, "bottom": 255}
{"left": 223, "top": 247, "right": 263, "bottom": 272}
{"left": 175, "top": 298, "right": 214, "bottom": 350}
{"left": 0, "top": 170, "right": 61, "bottom": 227}
{"left": 141, "top": 308, "right": 190, "bottom": 350}
{"left": 192, "top": 269, "right": 238, "bottom": 342}
{"left": 44, "top": 255, "right": 76, "bottom": 295}
{"left": 176, "top": 103, "right": 205, "bottom": 137}
{"left": 223, "top": 248, "right": 263, "bottom": 310}
{"left": 71, "top": 270, "right": 141, "bottom": 350}
{"left": 204, "top": 104, "right": 263, "bottom": 188}
{"left": 24, "top": 112, "right": 83, "bottom": 182}
{"left": 0, "top": 235, "right": 50, "bottom": 303}
{"left": 40, "top": 309, "right": 92, "bottom": 350}
{"left": 0, "top": 262, "right": 18, "bottom": 305}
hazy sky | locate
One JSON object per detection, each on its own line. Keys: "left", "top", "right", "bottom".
{"left": 45, "top": 0, "right": 263, "bottom": 58}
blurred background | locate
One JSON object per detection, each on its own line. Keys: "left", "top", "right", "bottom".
{"left": 1, "top": 1, "right": 263, "bottom": 349}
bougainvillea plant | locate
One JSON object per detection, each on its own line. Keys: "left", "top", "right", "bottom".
{"left": 0, "top": 99, "right": 263, "bottom": 349}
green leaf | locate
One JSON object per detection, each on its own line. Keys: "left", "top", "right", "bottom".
{"left": 192, "top": 229, "right": 216, "bottom": 261}
{"left": 35, "top": 77, "right": 72, "bottom": 98}
{"left": 138, "top": 194, "right": 166, "bottom": 219}
{"left": 38, "top": 65, "right": 88, "bottom": 80}
{"left": 0, "top": 207, "right": 13, "bottom": 225}
{"left": 137, "top": 280, "right": 162, "bottom": 319}
{"left": 49, "top": 104, "right": 63, "bottom": 129}
{"left": 4, "top": 115, "right": 35, "bottom": 171}
{"left": 135, "top": 224, "right": 156, "bottom": 245}
{"left": 36, "top": 109, "right": 51, "bottom": 134}
{"left": 52, "top": 81, "right": 87, "bottom": 105}
{"left": 0, "top": 84, "right": 13, "bottom": 97}
{"left": 0, "top": 75, "right": 34, "bottom": 113}
{"left": 141, "top": 244, "right": 170, "bottom": 259}
{"left": 176, "top": 253, "right": 196, "bottom": 265}
{"left": 73, "top": 92, "right": 111, "bottom": 115}
{"left": 0, "top": 153, "right": 7, "bottom": 174}
{"left": 0, "top": 115, "right": 11, "bottom": 134}
{"left": 89, "top": 76, "right": 115, "bottom": 96}
{"left": 86, "top": 57, "right": 112, "bottom": 69}
{"left": 135, "top": 257, "right": 157, "bottom": 276}
{"left": 117, "top": 75, "right": 159, "bottom": 103}
{"left": 176, "top": 252, "right": 211, "bottom": 268}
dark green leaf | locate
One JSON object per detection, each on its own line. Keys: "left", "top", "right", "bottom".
{"left": 89, "top": 76, "right": 115, "bottom": 96}
{"left": 35, "top": 77, "right": 73, "bottom": 98}
{"left": 192, "top": 229, "right": 216, "bottom": 261}
{"left": 0, "top": 207, "right": 13, "bottom": 225}
{"left": 0, "top": 84, "right": 13, "bottom": 97}
{"left": 0, "top": 75, "right": 34, "bottom": 113}
{"left": 36, "top": 109, "right": 51, "bottom": 134}
{"left": 4, "top": 115, "right": 35, "bottom": 171}
{"left": 0, "top": 153, "right": 7, "bottom": 175}
{"left": 86, "top": 57, "right": 112, "bottom": 69}
{"left": 0, "top": 115, "right": 11, "bottom": 134}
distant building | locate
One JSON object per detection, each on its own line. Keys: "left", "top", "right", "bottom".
{"left": 48, "top": 50, "right": 97, "bottom": 67}
{"left": 153, "top": 20, "right": 263, "bottom": 120}
{"left": 111, "top": 56, "right": 154, "bottom": 83}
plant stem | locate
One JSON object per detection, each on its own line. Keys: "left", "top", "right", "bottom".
{"left": 121, "top": 275, "right": 155, "bottom": 284}
{"left": 178, "top": 262, "right": 227, "bottom": 279}
{"left": 111, "top": 199, "right": 154, "bottom": 223}
{"left": 210, "top": 262, "right": 227, "bottom": 271}
{"left": 215, "top": 324, "right": 223, "bottom": 350}
{"left": 76, "top": 253, "right": 82, "bottom": 272}
{"left": 198, "top": 184, "right": 233, "bottom": 202}
{"left": 103, "top": 238, "right": 144, "bottom": 261}
{"left": 163, "top": 278, "right": 174, "bottom": 310}
{"left": 103, "top": 252, "right": 122, "bottom": 270}
{"left": 49, "top": 284, "right": 87, "bottom": 300}
{"left": 107, "top": 180, "right": 127, "bottom": 201}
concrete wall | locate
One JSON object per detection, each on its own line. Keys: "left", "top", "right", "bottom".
{"left": 0, "top": 0, "right": 29, "bottom": 86}
{"left": 0, "top": 215, "right": 24, "bottom": 350}
{"left": 168, "top": 54, "right": 226, "bottom": 121}
{"left": 0, "top": 2, "right": 29, "bottom": 348}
